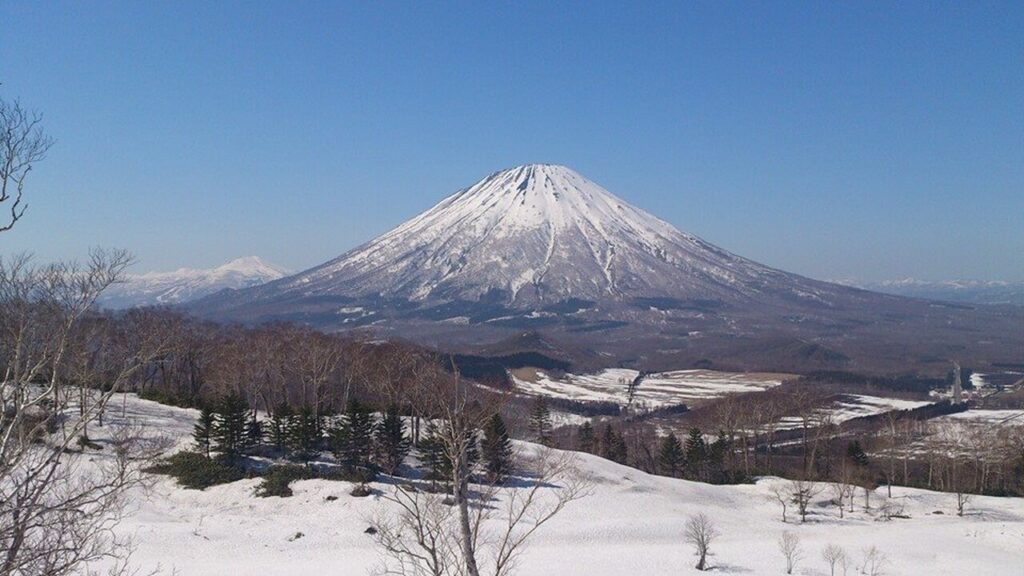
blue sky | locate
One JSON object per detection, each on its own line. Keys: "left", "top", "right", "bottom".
{"left": 1, "top": 2, "right": 1021, "bottom": 281}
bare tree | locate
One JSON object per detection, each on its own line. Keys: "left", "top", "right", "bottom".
{"left": 789, "top": 478, "right": 822, "bottom": 523}
{"left": 858, "top": 546, "right": 888, "bottom": 576}
{"left": 0, "top": 97, "right": 53, "bottom": 231}
{"left": 829, "top": 480, "right": 854, "bottom": 519}
{"left": 684, "top": 513, "right": 719, "bottom": 571}
{"left": 777, "top": 531, "right": 802, "bottom": 575}
{"left": 770, "top": 484, "right": 789, "bottom": 523}
{"left": 0, "top": 250, "right": 169, "bottom": 576}
{"left": 822, "top": 543, "right": 846, "bottom": 576}
{"left": 371, "top": 362, "right": 589, "bottom": 576}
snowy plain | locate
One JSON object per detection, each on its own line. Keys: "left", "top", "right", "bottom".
{"left": 510, "top": 368, "right": 789, "bottom": 409}
{"left": 80, "top": 395, "right": 1024, "bottom": 576}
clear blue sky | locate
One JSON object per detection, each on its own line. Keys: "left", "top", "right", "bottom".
{"left": 1, "top": 2, "right": 1021, "bottom": 281}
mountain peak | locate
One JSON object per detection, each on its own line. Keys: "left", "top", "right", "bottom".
{"left": 233, "top": 165, "right": 785, "bottom": 306}
{"left": 216, "top": 256, "right": 290, "bottom": 277}
{"left": 100, "top": 256, "right": 288, "bottom": 309}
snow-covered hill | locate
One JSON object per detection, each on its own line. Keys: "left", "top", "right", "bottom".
{"left": 99, "top": 395, "right": 1024, "bottom": 575}
{"left": 100, "top": 256, "right": 289, "bottom": 309}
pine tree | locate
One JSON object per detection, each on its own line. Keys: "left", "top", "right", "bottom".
{"left": 332, "top": 400, "right": 376, "bottom": 470}
{"left": 657, "top": 433, "right": 685, "bottom": 477}
{"left": 192, "top": 404, "right": 215, "bottom": 458}
{"left": 268, "top": 403, "right": 292, "bottom": 454}
{"left": 374, "top": 405, "right": 410, "bottom": 475}
{"left": 245, "top": 411, "right": 263, "bottom": 451}
{"left": 684, "top": 428, "right": 707, "bottom": 480}
{"left": 600, "top": 424, "right": 616, "bottom": 460}
{"left": 847, "top": 440, "right": 869, "bottom": 467}
{"left": 212, "top": 394, "right": 250, "bottom": 465}
{"left": 609, "top": 429, "right": 629, "bottom": 464}
{"left": 577, "top": 420, "right": 595, "bottom": 453}
{"left": 288, "top": 406, "right": 321, "bottom": 461}
{"left": 417, "top": 425, "right": 449, "bottom": 484}
{"left": 482, "top": 413, "right": 513, "bottom": 483}
{"left": 528, "top": 397, "right": 552, "bottom": 445}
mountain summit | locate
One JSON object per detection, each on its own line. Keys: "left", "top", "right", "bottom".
{"left": 216, "top": 164, "right": 815, "bottom": 306}
{"left": 193, "top": 165, "right": 1023, "bottom": 372}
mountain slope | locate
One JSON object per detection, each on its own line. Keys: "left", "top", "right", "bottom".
{"left": 101, "top": 256, "right": 289, "bottom": 309}
{"left": 200, "top": 165, "right": 858, "bottom": 309}
{"left": 192, "top": 165, "right": 1024, "bottom": 374}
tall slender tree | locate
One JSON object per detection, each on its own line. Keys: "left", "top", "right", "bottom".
{"left": 658, "top": 433, "right": 685, "bottom": 477}
{"left": 212, "top": 394, "right": 250, "bottom": 465}
{"left": 332, "top": 399, "right": 376, "bottom": 469}
{"left": 192, "top": 404, "right": 215, "bottom": 458}
{"left": 482, "top": 413, "right": 513, "bottom": 483}
{"left": 374, "top": 404, "right": 410, "bottom": 475}
{"left": 577, "top": 420, "right": 596, "bottom": 453}
{"left": 528, "top": 397, "right": 552, "bottom": 445}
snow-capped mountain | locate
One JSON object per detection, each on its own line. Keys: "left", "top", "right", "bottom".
{"left": 101, "top": 256, "right": 289, "bottom": 309}
{"left": 193, "top": 165, "right": 1024, "bottom": 373}
{"left": 838, "top": 278, "right": 1024, "bottom": 306}
{"left": 201, "top": 164, "right": 845, "bottom": 307}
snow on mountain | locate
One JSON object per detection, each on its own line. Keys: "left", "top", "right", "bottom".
{"left": 835, "top": 278, "right": 1024, "bottom": 306}
{"left": 190, "top": 165, "right": 1024, "bottom": 374}
{"left": 203, "top": 164, "right": 847, "bottom": 311}
{"left": 100, "top": 256, "right": 290, "bottom": 309}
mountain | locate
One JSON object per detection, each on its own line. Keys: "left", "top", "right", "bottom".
{"left": 101, "top": 256, "right": 289, "bottom": 309}
{"left": 839, "top": 278, "right": 1024, "bottom": 307}
{"left": 193, "top": 165, "right": 1024, "bottom": 374}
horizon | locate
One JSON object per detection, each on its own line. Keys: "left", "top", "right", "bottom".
{"left": 1, "top": 3, "right": 1022, "bottom": 282}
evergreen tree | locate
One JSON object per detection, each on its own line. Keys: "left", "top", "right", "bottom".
{"left": 707, "top": 433, "right": 729, "bottom": 482}
{"left": 577, "top": 420, "right": 595, "bottom": 453}
{"left": 268, "top": 403, "right": 292, "bottom": 454}
{"left": 528, "top": 397, "right": 552, "bottom": 445}
{"left": 417, "top": 425, "right": 449, "bottom": 483}
{"left": 657, "top": 433, "right": 685, "bottom": 477}
{"left": 212, "top": 394, "right": 250, "bottom": 465}
{"left": 847, "top": 440, "right": 869, "bottom": 467}
{"left": 600, "top": 424, "right": 616, "bottom": 460}
{"left": 684, "top": 428, "right": 707, "bottom": 480}
{"left": 332, "top": 400, "right": 376, "bottom": 469}
{"left": 482, "top": 413, "right": 513, "bottom": 483}
{"left": 609, "top": 430, "right": 629, "bottom": 464}
{"left": 288, "top": 406, "right": 321, "bottom": 461}
{"left": 374, "top": 405, "right": 410, "bottom": 475}
{"left": 192, "top": 404, "right": 215, "bottom": 458}
{"left": 245, "top": 411, "right": 263, "bottom": 451}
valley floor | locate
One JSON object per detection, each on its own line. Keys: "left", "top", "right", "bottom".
{"left": 96, "top": 396, "right": 1023, "bottom": 576}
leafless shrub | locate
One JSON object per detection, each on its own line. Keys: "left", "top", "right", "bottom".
{"left": 858, "top": 545, "right": 888, "bottom": 576}
{"left": 822, "top": 543, "right": 846, "bottom": 576}
{"left": 777, "top": 531, "right": 802, "bottom": 574}
{"left": 684, "top": 513, "right": 719, "bottom": 571}
{"left": 370, "top": 364, "right": 589, "bottom": 576}
{"left": 0, "top": 251, "right": 170, "bottom": 576}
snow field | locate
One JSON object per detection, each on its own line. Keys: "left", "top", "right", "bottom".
{"left": 82, "top": 395, "right": 1024, "bottom": 576}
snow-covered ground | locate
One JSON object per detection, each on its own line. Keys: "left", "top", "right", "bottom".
{"left": 935, "top": 409, "right": 1024, "bottom": 427}
{"left": 774, "top": 395, "right": 934, "bottom": 431}
{"left": 511, "top": 368, "right": 789, "bottom": 409}
{"left": 78, "top": 395, "right": 1024, "bottom": 575}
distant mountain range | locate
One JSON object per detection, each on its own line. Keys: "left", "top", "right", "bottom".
{"left": 836, "top": 279, "right": 1024, "bottom": 307}
{"left": 100, "top": 256, "right": 289, "bottom": 309}
{"left": 190, "top": 165, "right": 1024, "bottom": 374}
